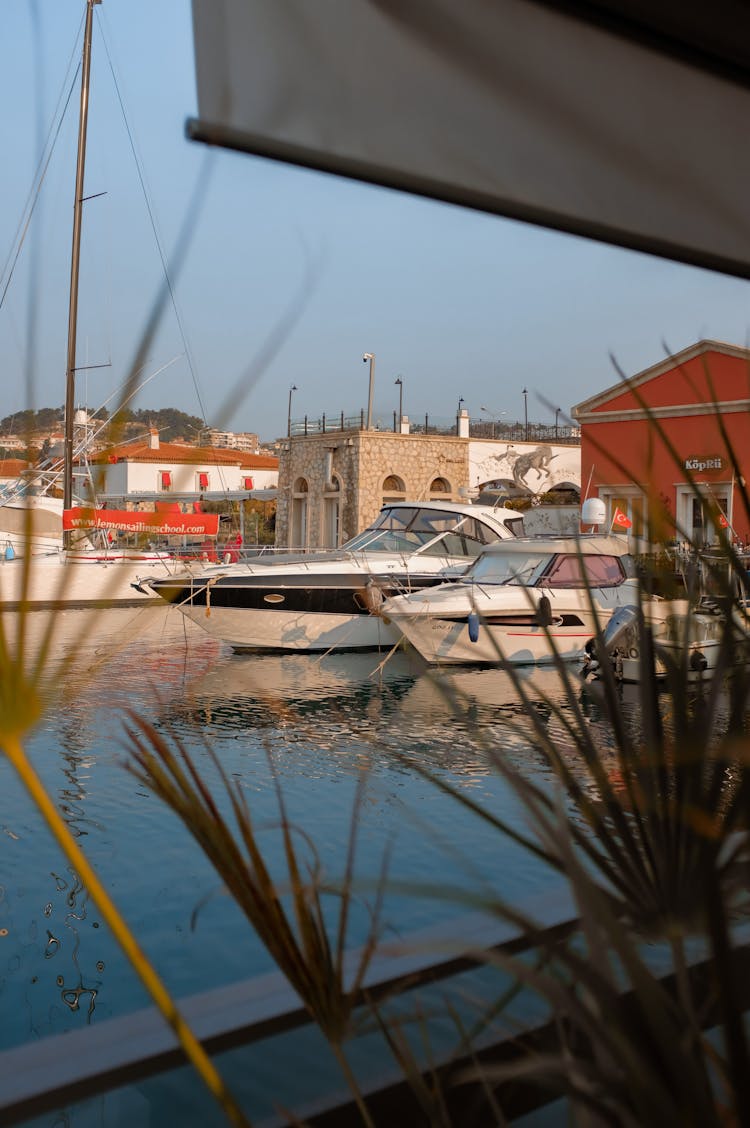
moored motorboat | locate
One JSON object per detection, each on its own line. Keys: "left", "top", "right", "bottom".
{"left": 583, "top": 597, "right": 750, "bottom": 683}
{"left": 379, "top": 534, "right": 639, "bottom": 666}
{"left": 144, "top": 500, "right": 525, "bottom": 652}
{"left": 0, "top": 546, "right": 183, "bottom": 611}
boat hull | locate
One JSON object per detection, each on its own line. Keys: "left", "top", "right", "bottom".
{"left": 0, "top": 553, "right": 177, "bottom": 610}
{"left": 149, "top": 570, "right": 435, "bottom": 651}
{"left": 388, "top": 607, "right": 608, "bottom": 665}
{"left": 175, "top": 603, "right": 400, "bottom": 652}
{"left": 383, "top": 574, "right": 642, "bottom": 666}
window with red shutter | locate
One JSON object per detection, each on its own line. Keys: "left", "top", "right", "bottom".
{"left": 243, "top": 476, "right": 254, "bottom": 490}
{"left": 160, "top": 471, "right": 172, "bottom": 490}
{"left": 198, "top": 472, "right": 209, "bottom": 490}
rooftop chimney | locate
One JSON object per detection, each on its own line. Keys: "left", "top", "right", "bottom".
{"left": 149, "top": 428, "right": 160, "bottom": 450}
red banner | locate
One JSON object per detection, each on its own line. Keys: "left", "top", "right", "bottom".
{"left": 63, "top": 508, "right": 219, "bottom": 536}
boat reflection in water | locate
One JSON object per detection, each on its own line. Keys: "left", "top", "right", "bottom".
{"left": 172, "top": 647, "right": 598, "bottom": 778}
{"left": 0, "top": 604, "right": 216, "bottom": 707}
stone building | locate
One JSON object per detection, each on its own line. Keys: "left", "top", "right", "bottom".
{"left": 276, "top": 431, "right": 471, "bottom": 550}
{"left": 276, "top": 418, "right": 581, "bottom": 550}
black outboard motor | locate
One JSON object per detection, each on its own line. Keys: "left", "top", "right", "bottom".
{"left": 581, "top": 605, "right": 639, "bottom": 681}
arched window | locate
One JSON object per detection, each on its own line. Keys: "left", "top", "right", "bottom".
{"left": 323, "top": 475, "right": 342, "bottom": 548}
{"left": 429, "top": 476, "right": 451, "bottom": 497}
{"left": 382, "top": 474, "right": 406, "bottom": 505}
{"left": 291, "top": 477, "right": 308, "bottom": 549}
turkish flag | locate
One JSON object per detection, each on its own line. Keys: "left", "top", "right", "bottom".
{"left": 612, "top": 507, "right": 632, "bottom": 529}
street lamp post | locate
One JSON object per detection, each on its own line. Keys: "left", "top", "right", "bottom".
{"left": 480, "top": 405, "right": 507, "bottom": 440}
{"left": 555, "top": 407, "right": 561, "bottom": 439}
{"left": 522, "top": 387, "right": 528, "bottom": 440}
{"left": 395, "top": 375, "right": 403, "bottom": 424}
{"left": 287, "top": 383, "right": 297, "bottom": 438}
{"left": 363, "top": 353, "right": 375, "bottom": 429}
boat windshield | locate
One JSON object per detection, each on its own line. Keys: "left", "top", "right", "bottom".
{"left": 344, "top": 507, "right": 505, "bottom": 556}
{"left": 466, "top": 550, "right": 553, "bottom": 586}
{"left": 466, "top": 549, "right": 629, "bottom": 587}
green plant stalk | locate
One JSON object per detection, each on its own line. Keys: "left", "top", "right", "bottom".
{"left": 126, "top": 718, "right": 388, "bottom": 1122}
{"left": 1, "top": 731, "right": 251, "bottom": 1128}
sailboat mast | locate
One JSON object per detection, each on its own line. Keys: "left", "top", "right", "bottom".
{"left": 63, "top": 0, "right": 101, "bottom": 527}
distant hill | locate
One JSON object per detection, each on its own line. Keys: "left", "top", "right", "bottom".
{"left": 0, "top": 407, "right": 65, "bottom": 435}
{"left": 0, "top": 407, "right": 206, "bottom": 444}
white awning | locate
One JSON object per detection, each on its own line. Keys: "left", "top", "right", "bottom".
{"left": 189, "top": 0, "right": 750, "bottom": 278}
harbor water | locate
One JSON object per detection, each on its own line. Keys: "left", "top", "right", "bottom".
{"left": 0, "top": 604, "right": 616, "bottom": 1124}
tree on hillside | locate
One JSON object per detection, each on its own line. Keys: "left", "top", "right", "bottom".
{"left": 0, "top": 407, "right": 65, "bottom": 435}
{"left": 0, "top": 406, "right": 206, "bottom": 444}
{"left": 130, "top": 408, "right": 206, "bottom": 442}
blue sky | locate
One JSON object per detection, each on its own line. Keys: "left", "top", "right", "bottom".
{"left": 2, "top": 0, "right": 750, "bottom": 443}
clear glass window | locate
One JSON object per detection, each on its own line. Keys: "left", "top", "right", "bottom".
{"left": 467, "top": 551, "right": 552, "bottom": 585}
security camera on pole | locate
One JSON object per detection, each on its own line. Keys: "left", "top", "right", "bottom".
{"left": 363, "top": 353, "right": 375, "bottom": 429}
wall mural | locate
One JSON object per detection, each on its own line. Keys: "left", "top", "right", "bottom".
{"left": 469, "top": 441, "right": 581, "bottom": 501}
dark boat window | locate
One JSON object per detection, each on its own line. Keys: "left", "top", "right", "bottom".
{"left": 583, "top": 554, "right": 627, "bottom": 586}
{"left": 503, "top": 516, "right": 525, "bottom": 538}
{"left": 545, "top": 554, "right": 625, "bottom": 588}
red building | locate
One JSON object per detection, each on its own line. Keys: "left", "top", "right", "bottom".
{"left": 573, "top": 341, "right": 750, "bottom": 547}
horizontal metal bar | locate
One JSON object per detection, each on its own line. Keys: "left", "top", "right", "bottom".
{"left": 268, "top": 935, "right": 750, "bottom": 1128}
{"left": 0, "top": 888, "right": 575, "bottom": 1124}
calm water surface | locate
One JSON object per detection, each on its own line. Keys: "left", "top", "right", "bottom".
{"left": 0, "top": 604, "right": 617, "bottom": 1123}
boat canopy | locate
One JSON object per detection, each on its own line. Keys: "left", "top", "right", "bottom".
{"left": 465, "top": 539, "right": 634, "bottom": 587}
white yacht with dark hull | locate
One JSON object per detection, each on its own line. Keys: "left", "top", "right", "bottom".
{"left": 145, "top": 501, "right": 525, "bottom": 652}
{"left": 380, "top": 534, "right": 640, "bottom": 666}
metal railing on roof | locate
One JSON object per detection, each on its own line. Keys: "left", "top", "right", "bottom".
{"left": 288, "top": 412, "right": 580, "bottom": 443}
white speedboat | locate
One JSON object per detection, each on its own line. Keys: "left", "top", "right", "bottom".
{"left": 586, "top": 597, "right": 750, "bottom": 683}
{"left": 0, "top": 546, "right": 182, "bottom": 611}
{"left": 380, "top": 534, "right": 639, "bottom": 666}
{"left": 144, "top": 500, "right": 525, "bottom": 652}
{"left": 0, "top": 487, "right": 66, "bottom": 557}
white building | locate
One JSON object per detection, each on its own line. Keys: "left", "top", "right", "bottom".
{"left": 204, "top": 429, "right": 260, "bottom": 453}
{"left": 78, "top": 428, "right": 278, "bottom": 501}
